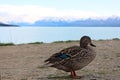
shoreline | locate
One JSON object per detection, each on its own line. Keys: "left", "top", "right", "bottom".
{"left": 0, "top": 38, "right": 119, "bottom": 46}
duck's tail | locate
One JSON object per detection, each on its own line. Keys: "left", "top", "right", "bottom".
{"left": 43, "top": 60, "right": 53, "bottom": 67}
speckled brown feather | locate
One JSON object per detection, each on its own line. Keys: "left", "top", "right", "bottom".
{"left": 44, "top": 46, "right": 81, "bottom": 63}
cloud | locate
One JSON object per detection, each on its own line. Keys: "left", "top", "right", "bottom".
{"left": 0, "top": 5, "right": 115, "bottom": 23}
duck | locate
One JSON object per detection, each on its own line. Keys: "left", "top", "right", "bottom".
{"left": 44, "top": 36, "right": 96, "bottom": 79}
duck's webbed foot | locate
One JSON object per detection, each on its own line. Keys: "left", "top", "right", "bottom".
{"left": 70, "top": 70, "right": 82, "bottom": 79}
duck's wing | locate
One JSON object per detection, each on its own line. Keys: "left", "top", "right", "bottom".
{"left": 44, "top": 46, "right": 83, "bottom": 66}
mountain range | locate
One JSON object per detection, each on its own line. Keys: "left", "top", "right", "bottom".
{"left": 3, "top": 16, "right": 120, "bottom": 27}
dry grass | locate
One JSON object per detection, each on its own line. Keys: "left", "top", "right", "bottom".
{"left": 0, "top": 40, "right": 120, "bottom": 80}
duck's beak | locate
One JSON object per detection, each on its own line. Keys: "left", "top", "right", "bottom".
{"left": 90, "top": 43, "right": 96, "bottom": 47}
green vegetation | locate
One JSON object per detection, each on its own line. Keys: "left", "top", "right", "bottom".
{"left": 98, "top": 39, "right": 104, "bottom": 41}
{"left": 28, "top": 42, "right": 44, "bottom": 44}
{"left": 65, "top": 40, "right": 78, "bottom": 43}
{"left": 52, "top": 40, "right": 79, "bottom": 43}
{"left": 52, "top": 41, "right": 65, "bottom": 43}
{"left": 112, "top": 38, "right": 120, "bottom": 40}
{"left": 98, "top": 38, "right": 120, "bottom": 41}
{"left": 0, "top": 43, "right": 15, "bottom": 46}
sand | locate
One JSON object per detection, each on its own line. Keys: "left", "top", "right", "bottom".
{"left": 0, "top": 40, "right": 120, "bottom": 80}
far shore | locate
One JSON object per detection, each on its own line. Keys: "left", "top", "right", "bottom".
{"left": 0, "top": 38, "right": 119, "bottom": 46}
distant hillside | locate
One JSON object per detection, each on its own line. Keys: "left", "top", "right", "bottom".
{"left": 0, "top": 22, "right": 18, "bottom": 27}
{"left": 12, "top": 16, "right": 120, "bottom": 27}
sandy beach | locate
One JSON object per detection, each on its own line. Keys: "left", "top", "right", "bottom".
{"left": 0, "top": 40, "right": 120, "bottom": 80}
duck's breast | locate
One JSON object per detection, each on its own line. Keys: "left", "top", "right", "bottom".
{"left": 71, "top": 48, "right": 96, "bottom": 70}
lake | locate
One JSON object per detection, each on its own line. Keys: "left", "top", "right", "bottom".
{"left": 0, "top": 27, "right": 120, "bottom": 44}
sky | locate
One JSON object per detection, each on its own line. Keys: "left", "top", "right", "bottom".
{"left": 0, "top": 0, "right": 120, "bottom": 23}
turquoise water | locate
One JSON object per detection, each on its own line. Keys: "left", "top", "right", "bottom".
{"left": 0, "top": 27, "right": 120, "bottom": 44}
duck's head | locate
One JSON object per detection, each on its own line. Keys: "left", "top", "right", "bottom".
{"left": 80, "top": 36, "right": 96, "bottom": 48}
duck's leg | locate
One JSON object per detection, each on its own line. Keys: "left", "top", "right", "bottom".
{"left": 70, "top": 70, "right": 81, "bottom": 79}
